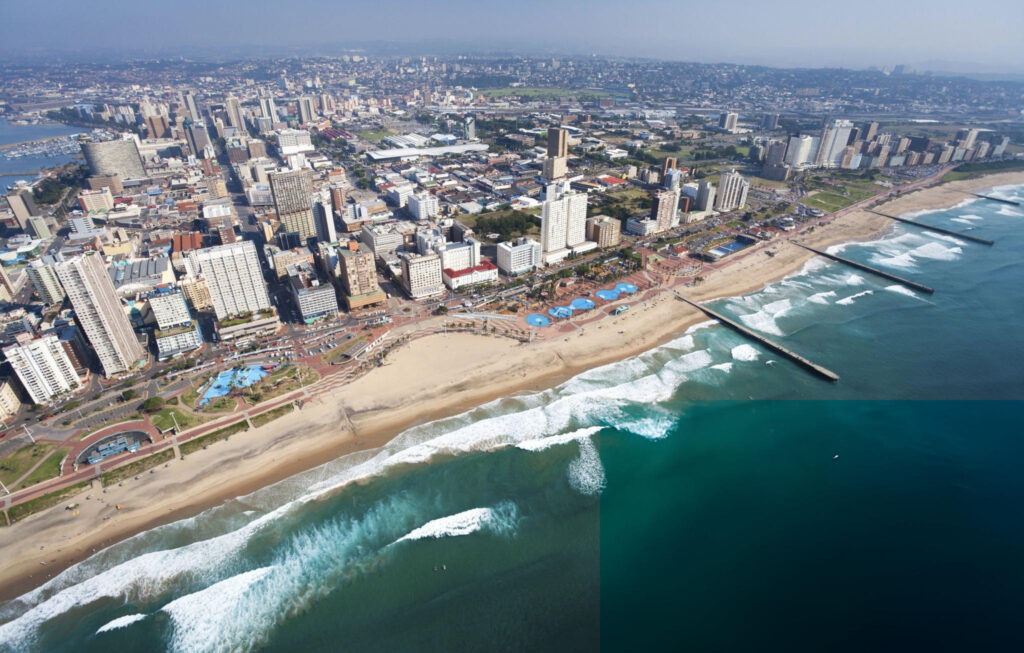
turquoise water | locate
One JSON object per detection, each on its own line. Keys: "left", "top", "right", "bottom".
{"left": 197, "top": 366, "right": 269, "bottom": 407}
{"left": 1, "top": 186, "right": 1023, "bottom": 651}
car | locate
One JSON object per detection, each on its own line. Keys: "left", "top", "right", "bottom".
{"left": 0, "top": 432, "right": 6, "bottom": 439}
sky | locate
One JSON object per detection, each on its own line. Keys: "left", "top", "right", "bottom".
{"left": 2, "top": 0, "right": 1023, "bottom": 73}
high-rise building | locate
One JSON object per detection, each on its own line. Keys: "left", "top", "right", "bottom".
{"left": 149, "top": 288, "right": 203, "bottom": 359}
{"left": 297, "top": 96, "right": 316, "bottom": 124}
{"left": 146, "top": 114, "right": 170, "bottom": 139}
{"left": 463, "top": 115, "right": 476, "bottom": 140}
{"left": 719, "top": 112, "right": 739, "bottom": 133}
{"left": 186, "top": 241, "right": 271, "bottom": 321}
{"left": 661, "top": 157, "right": 677, "bottom": 180}
{"left": 184, "top": 92, "right": 201, "bottom": 122}
{"left": 225, "top": 95, "right": 246, "bottom": 132}
{"left": 695, "top": 181, "right": 717, "bottom": 212}
{"left": 337, "top": 242, "right": 386, "bottom": 309}
{"left": 0, "top": 379, "right": 21, "bottom": 422}
{"left": 408, "top": 192, "right": 439, "bottom": 220}
{"left": 81, "top": 139, "right": 146, "bottom": 179}
{"left": 314, "top": 201, "right": 337, "bottom": 244}
{"left": 0, "top": 264, "right": 15, "bottom": 301}
{"left": 54, "top": 253, "right": 144, "bottom": 377}
{"left": 27, "top": 259, "right": 64, "bottom": 305}
{"left": 651, "top": 188, "right": 681, "bottom": 232}
{"left": 955, "top": 128, "right": 979, "bottom": 150}
{"left": 761, "top": 113, "right": 780, "bottom": 131}
{"left": 547, "top": 127, "right": 568, "bottom": 158}
{"left": 816, "top": 119, "right": 855, "bottom": 168}
{"left": 2, "top": 334, "right": 82, "bottom": 405}
{"left": 540, "top": 185, "right": 589, "bottom": 265}
{"left": 270, "top": 170, "right": 316, "bottom": 241}
{"left": 785, "top": 135, "right": 816, "bottom": 168}
{"left": 5, "top": 189, "right": 39, "bottom": 229}
{"left": 400, "top": 252, "right": 444, "bottom": 299}
{"left": 288, "top": 261, "right": 338, "bottom": 323}
{"left": 863, "top": 121, "right": 879, "bottom": 142}
{"left": 496, "top": 237, "right": 542, "bottom": 275}
{"left": 715, "top": 170, "right": 749, "bottom": 212}
{"left": 259, "top": 97, "right": 278, "bottom": 121}
{"left": 27, "top": 216, "right": 51, "bottom": 239}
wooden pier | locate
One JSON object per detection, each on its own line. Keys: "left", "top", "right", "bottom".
{"left": 867, "top": 210, "right": 994, "bottom": 246}
{"left": 670, "top": 290, "right": 840, "bottom": 383}
{"left": 793, "top": 243, "right": 935, "bottom": 294}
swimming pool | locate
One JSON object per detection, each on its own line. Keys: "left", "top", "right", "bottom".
{"left": 548, "top": 306, "right": 574, "bottom": 319}
{"left": 198, "top": 365, "right": 269, "bottom": 407}
{"left": 614, "top": 282, "right": 638, "bottom": 294}
{"left": 526, "top": 314, "right": 551, "bottom": 327}
{"left": 595, "top": 289, "right": 620, "bottom": 301}
{"left": 708, "top": 238, "right": 752, "bottom": 257}
{"left": 570, "top": 297, "right": 596, "bottom": 311}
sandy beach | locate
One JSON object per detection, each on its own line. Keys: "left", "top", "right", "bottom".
{"left": 1, "top": 170, "right": 1021, "bottom": 601}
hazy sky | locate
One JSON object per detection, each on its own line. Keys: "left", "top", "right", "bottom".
{"left": 3, "top": 0, "right": 1023, "bottom": 72}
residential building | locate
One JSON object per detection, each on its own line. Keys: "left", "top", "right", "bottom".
{"left": 714, "top": 170, "right": 749, "bottom": 212}
{"left": 337, "top": 242, "right": 387, "bottom": 310}
{"left": 695, "top": 180, "right": 717, "bottom": 212}
{"left": 27, "top": 216, "right": 52, "bottom": 239}
{"left": 186, "top": 241, "right": 271, "bottom": 320}
{"left": 719, "top": 112, "right": 739, "bottom": 133}
{"left": 0, "top": 378, "right": 21, "bottom": 421}
{"left": 3, "top": 334, "right": 82, "bottom": 404}
{"left": 496, "top": 237, "right": 542, "bottom": 276}
{"left": 288, "top": 261, "right": 339, "bottom": 323}
{"left": 54, "top": 253, "right": 144, "bottom": 377}
{"left": 540, "top": 184, "right": 590, "bottom": 265}
{"left": 79, "top": 188, "right": 115, "bottom": 213}
{"left": 5, "top": 189, "right": 38, "bottom": 229}
{"left": 586, "top": 215, "right": 622, "bottom": 248}
{"left": 26, "top": 259, "right": 65, "bottom": 305}
{"left": 408, "top": 192, "right": 439, "bottom": 220}
{"left": 651, "top": 188, "right": 681, "bottom": 232}
{"left": 149, "top": 288, "right": 202, "bottom": 359}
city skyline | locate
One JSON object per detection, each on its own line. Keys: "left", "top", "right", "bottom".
{"left": 2, "top": 0, "right": 1024, "bottom": 75}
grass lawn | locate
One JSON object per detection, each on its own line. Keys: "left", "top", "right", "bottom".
{"left": 244, "top": 366, "right": 318, "bottom": 404}
{"left": 199, "top": 396, "right": 236, "bottom": 413}
{"left": 180, "top": 385, "right": 201, "bottom": 409}
{"left": 326, "top": 335, "right": 368, "bottom": 365}
{"left": 356, "top": 128, "right": 396, "bottom": 143}
{"left": 18, "top": 448, "right": 69, "bottom": 489}
{"left": 0, "top": 443, "right": 58, "bottom": 487}
{"left": 151, "top": 407, "right": 206, "bottom": 432}
{"left": 251, "top": 404, "right": 295, "bottom": 429}
{"left": 100, "top": 448, "right": 175, "bottom": 487}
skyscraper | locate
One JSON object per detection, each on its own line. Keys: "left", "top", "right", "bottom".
{"left": 816, "top": 119, "right": 855, "bottom": 168}
{"left": 651, "top": 188, "right": 681, "bottom": 232}
{"left": 225, "top": 95, "right": 246, "bottom": 132}
{"left": 54, "top": 253, "right": 144, "bottom": 377}
{"left": 26, "top": 259, "right": 65, "bottom": 305}
{"left": 186, "top": 241, "right": 271, "bottom": 321}
{"left": 6, "top": 188, "right": 39, "bottom": 229}
{"left": 714, "top": 170, "right": 750, "bottom": 212}
{"left": 719, "top": 112, "right": 739, "bottom": 133}
{"left": 863, "top": 121, "right": 879, "bottom": 142}
{"left": 297, "top": 97, "right": 316, "bottom": 124}
{"left": 547, "top": 127, "right": 568, "bottom": 158}
{"left": 270, "top": 170, "right": 316, "bottom": 240}
{"left": 540, "top": 184, "right": 589, "bottom": 265}
{"left": 259, "top": 97, "right": 278, "bottom": 120}
{"left": 695, "top": 181, "right": 717, "bottom": 212}
{"left": 184, "top": 92, "right": 201, "bottom": 122}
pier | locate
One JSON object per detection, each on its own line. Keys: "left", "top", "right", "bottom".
{"left": 867, "top": 210, "right": 994, "bottom": 246}
{"left": 669, "top": 290, "right": 840, "bottom": 383}
{"left": 793, "top": 243, "right": 935, "bottom": 294}
{"left": 967, "top": 192, "right": 1020, "bottom": 206}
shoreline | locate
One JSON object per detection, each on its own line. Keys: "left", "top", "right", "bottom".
{"left": 1, "top": 170, "right": 1022, "bottom": 603}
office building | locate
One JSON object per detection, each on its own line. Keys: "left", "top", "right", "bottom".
{"left": 146, "top": 114, "right": 170, "bottom": 139}
{"left": 270, "top": 169, "right": 316, "bottom": 241}
{"left": 277, "top": 129, "right": 315, "bottom": 155}
{"left": 5, "top": 189, "right": 38, "bottom": 229}
{"left": 27, "top": 259, "right": 64, "bottom": 305}
{"left": 81, "top": 139, "right": 146, "bottom": 179}
{"left": 651, "top": 188, "right": 681, "bottom": 232}
{"left": 225, "top": 95, "right": 246, "bottom": 132}
{"left": 496, "top": 237, "right": 542, "bottom": 276}
{"left": 715, "top": 170, "right": 749, "bottom": 212}
{"left": 586, "top": 215, "right": 622, "bottom": 248}
{"left": 26, "top": 216, "right": 51, "bottom": 239}
{"left": 184, "top": 92, "right": 201, "bottom": 122}
{"left": 400, "top": 252, "right": 444, "bottom": 299}
{"left": 186, "top": 241, "right": 271, "bottom": 320}
{"left": 54, "top": 253, "right": 144, "bottom": 377}
{"left": 2, "top": 334, "right": 82, "bottom": 405}
{"left": 547, "top": 127, "right": 568, "bottom": 158}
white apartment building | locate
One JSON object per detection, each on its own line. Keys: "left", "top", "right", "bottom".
{"left": 3, "top": 334, "right": 82, "bottom": 405}
{"left": 386, "top": 183, "right": 415, "bottom": 208}
{"left": 540, "top": 185, "right": 590, "bottom": 265}
{"left": 408, "top": 192, "right": 440, "bottom": 220}
{"left": 715, "top": 170, "right": 750, "bottom": 212}
{"left": 360, "top": 225, "right": 404, "bottom": 257}
{"left": 437, "top": 238, "right": 481, "bottom": 272}
{"left": 277, "top": 129, "right": 315, "bottom": 155}
{"left": 54, "top": 253, "right": 144, "bottom": 377}
{"left": 186, "top": 241, "right": 271, "bottom": 320}
{"left": 26, "top": 259, "right": 65, "bottom": 305}
{"left": 496, "top": 237, "right": 542, "bottom": 276}
{"left": 0, "top": 379, "right": 22, "bottom": 421}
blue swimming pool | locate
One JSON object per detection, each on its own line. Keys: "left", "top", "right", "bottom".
{"left": 615, "top": 282, "right": 638, "bottom": 294}
{"left": 198, "top": 365, "right": 269, "bottom": 407}
{"left": 548, "top": 306, "right": 574, "bottom": 319}
{"left": 595, "top": 289, "right": 620, "bottom": 301}
{"left": 570, "top": 298, "right": 596, "bottom": 311}
{"left": 708, "top": 238, "right": 752, "bottom": 257}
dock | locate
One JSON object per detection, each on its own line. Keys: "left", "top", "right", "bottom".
{"left": 968, "top": 192, "right": 1020, "bottom": 206}
{"left": 867, "top": 210, "right": 994, "bottom": 246}
{"left": 670, "top": 290, "right": 840, "bottom": 383}
{"left": 793, "top": 243, "right": 935, "bottom": 294}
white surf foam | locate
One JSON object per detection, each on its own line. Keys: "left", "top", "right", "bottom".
{"left": 738, "top": 298, "right": 791, "bottom": 336}
{"left": 684, "top": 319, "right": 718, "bottom": 335}
{"left": 884, "top": 285, "right": 919, "bottom": 299}
{"left": 516, "top": 427, "right": 603, "bottom": 452}
{"left": 873, "top": 250, "right": 917, "bottom": 269}
{"left": 394, "top": 505, "right": 517, "bottom": 544}
{"left": 923, "top": 231, "right": 966, "bottom": 246}
{"left": 95, "top": 613, "right": 147, "bottom": 634}
{"left": 912, "top": 241, "right": 961, "bottom": 261}
{"left": 710, "top": 362, "right": 733, "bottom": 373}
{"left": 808, "top": 290, "right": 836, "bottom": 305}
{"left": 836, "top": 290, "right": 873, "bottom": 306}
{"left": 731, "top": 344, "right": 760, "bottom": 362}
{"left": 567, "top": 435, "right": 605, "bottom": 495}
{"left": 950, "top": 218, "right": 976, "bottom": 226}
{"left": 958, "top": 214, "right": 984, "bottom": 221}
{"left": 844, "top": 273, "right": 866, "bottom": 285}
{"left": 997, "top": 206, "right": 1023, "bottom": 217}
{"left": 162, "top": 566, "right": 275, "bottom": 653}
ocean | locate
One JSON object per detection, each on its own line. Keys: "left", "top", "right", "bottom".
{"left": 1, "top": 185, "right": 1023, "bottom": 651}
{"left": 0, "top": 118, "right": 84, "bottom": 191}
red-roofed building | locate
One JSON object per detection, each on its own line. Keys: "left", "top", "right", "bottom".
{"left": 442, "top": 260, "right": 499, "bottom": 290}
{"left": 597, "top": 175, "right": 626, "bottom": 187}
